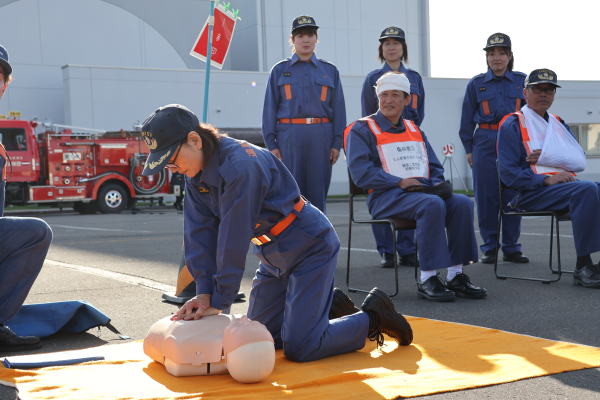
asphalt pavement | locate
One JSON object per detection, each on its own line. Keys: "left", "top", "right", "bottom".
{"left": 1, "top": 199, "right": 599, "bottom": 399}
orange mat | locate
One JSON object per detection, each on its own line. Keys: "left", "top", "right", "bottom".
{"left": 2, "top": 316, "right": 600, "bottom": 399}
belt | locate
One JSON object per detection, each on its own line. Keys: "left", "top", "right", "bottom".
{"left": 279, "top": 118, "right": 330, "bottom": 124}
{"left": 251, "top": 198, "right": 306, "bottom": 246}
{"left": 479, "top": 124, "right": 498, "bottom": 130}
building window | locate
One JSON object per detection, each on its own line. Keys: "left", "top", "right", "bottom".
{"left": 568, "top": 124, "right": 600, "bottom": 157}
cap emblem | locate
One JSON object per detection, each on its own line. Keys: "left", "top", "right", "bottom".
{"left": 538, "top": 72, "right": 554, "bottom": 80}
{"left": 298, "top": 17, "right": 311, "bottom": 24}
{"left": 385, "top": 27, "right": 399, "bottom": 35}
{"left": 143, "top": 136, "right": 157, "bottom": 150}
{"left": 146, "top": 149, "right": 171, "bottom": 170}
{"left": 490, "top": 36, "right": 504, "bottom": 44}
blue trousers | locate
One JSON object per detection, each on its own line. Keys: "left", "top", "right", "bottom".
{"left": 514, "top": 180, "right": 600, "bottom": 257}
{"left": 0, "top": 217, "right": 52, "bottom": 324}
{"left": 248, "top": 202, "right": 369, "bottom": 362}
{"left": 369, "top": 190, "right": 479, "bottom": 271}
{"left": 276, "top": 122, "right": 333, "bottom": 214}
{"left": 371, "top": 225, "right": 415, "bottom": 257}
{"left": 473, "top": 128, "right": 522, "bottom": 254}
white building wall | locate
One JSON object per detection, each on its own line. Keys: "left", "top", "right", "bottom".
{"left": 62, "top": 65, "right": 600, "bottom": 195}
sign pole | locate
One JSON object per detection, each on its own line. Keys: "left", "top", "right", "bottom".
{"left": 202, "top": 0, "right": 216, "bottom": 123}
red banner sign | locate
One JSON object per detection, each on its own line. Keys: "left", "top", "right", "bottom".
{"left": 190, "top": 5, "right": 238, "bottom": 69}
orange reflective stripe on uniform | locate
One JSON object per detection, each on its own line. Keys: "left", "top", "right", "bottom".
{"left": 284, "top": 84, "right": 292, "bottom": 100}
{"left": 0, "top": 142, "right": 7, "bottom": 181}
{"left": 320, "top": 86, "right": 328, "bottom": 101}
{"left": 412, "top": 94, "right": 418, "bottom": 110}
{"left": 482, "top": 100, "right": 491, "bottom": 115}
{"left": 515, "top": 98, "right": 521, "bottom": 112}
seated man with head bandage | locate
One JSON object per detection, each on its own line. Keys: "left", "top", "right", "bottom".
{"left": 345, "top": 72, "right": 487, "bottom": 302}
{"left": 497, "top": 68, "right": 600, "bottom": 288}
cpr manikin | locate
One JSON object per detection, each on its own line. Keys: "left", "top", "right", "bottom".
{"left": 144, "top": 314, "right": 275, "bottom": 383}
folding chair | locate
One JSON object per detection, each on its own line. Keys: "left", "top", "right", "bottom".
{"left": 494, "top": 161, "right": 573, "bottom": 284}
{"left": 346, "top": 170, "right": 418, "bottom": 297}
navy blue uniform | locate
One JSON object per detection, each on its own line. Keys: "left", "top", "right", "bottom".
{"left": 262, "top": 53, "right": 346, "bottom": 214}
{"left": 0, "top": 152, "right": 52, "bottom": 324}
{"left": 459, "top": 68, "right": 526, "bottom": 255}
{"left": 183, "top": 137, "right": 368, "bottom": 362}
{"left": 361, "top": 62, "right": 424, "bottom": 257}
{"left": 347, "top": 111, "right": 478, "bottom": 271}
{"left": 498, "top": 114, "right": 600, "bottom": 257}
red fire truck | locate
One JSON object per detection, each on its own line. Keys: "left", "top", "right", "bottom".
{"left": 0, "top": 115, "right": 174, "bottom": 213}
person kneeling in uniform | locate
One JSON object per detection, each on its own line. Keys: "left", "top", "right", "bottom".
{"left": 346, "top": 72, "right": 487, "bottom": 302}
{"left": 497, "top": 69, "right": 600, "bottom": 288}
{"left": 140, "top": 105, "right": 412, "bottom": 362}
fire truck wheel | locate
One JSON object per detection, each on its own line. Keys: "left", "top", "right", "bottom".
{"left": 98, "top": 184, "right": 129, "bottom": 214}
{"left": 73, "top": 201, "right": 99, "bottom": 215}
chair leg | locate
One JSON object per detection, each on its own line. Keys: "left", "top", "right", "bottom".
{"left": 494, "top": 211, "right": 505, "bottom": 279}
{"left": 549, "top": 215, "right": 554, "bottom": 270}
{"left": 414, "top": 241, "right": 419, "bottom": 283}
{"left": 346, "top": 210, "right": 354, "bottom": 293}
{"left": 390, "top": 226, "right": 399, "bottom": 297}
{"left": 549, "top": 217, "right": 574, "bottom": 275}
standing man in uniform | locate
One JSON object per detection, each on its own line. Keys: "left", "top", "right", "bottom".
{"left": 262, "top": 16, "right": 346, "bottom": 214}
{"left": 361, "top": 27, "right": 423, "bottom": 268}
{"left": 347, "top": 72, "right": 486, "bottom": 302}
{"left": 141, "top": 104, "right": 412, "bottom": 362}
{"left": 498, "top": 69, "right": 600, "bottom": 288}
{"left": 459, "top": 33, "right": 529, "bottom": 264}
{"left": 0, "top": 44, "right": 53, "bottom": 351}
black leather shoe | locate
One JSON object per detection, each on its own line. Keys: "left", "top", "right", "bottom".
{"left": 361, "top": 288, "right": 413, "bottom": 346}
{"left": 445, "top": 273, "right": 487, "bottom": 299}
{"left": 399, "top": 253, "right": 416, "bottom": 266}
{"left": 0, "top": 324, "right": 42, "bottom": 352}
{"left": 380, "top": 252, "right": 394, "bottom": 268}
{"left": 417, "top": 275, "right": 456, "bottom": 302}
{"left": 328, "top": 288, "right": 360, "bottom": 320}
{"left": 480, "top": 250, "right": 496, "bottom": 264}
{"left": 503, "top": 251, "right": 530, "bottom": 263}
{"left": 573, "top": 264, "right": 600, "bottom": 288}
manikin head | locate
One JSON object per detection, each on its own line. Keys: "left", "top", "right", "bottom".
{"left": 376, "top": 72, "right": 411, "bottom": 125}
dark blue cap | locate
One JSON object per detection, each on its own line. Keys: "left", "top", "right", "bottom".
{"left": 291, "top": 15, "right": 318, "bottom": 33}
{"left": 141, "top": 104, "right": 199, "bottom": 175}
{"left": 525, "top": 69, "right": 561, "bottom": 88}
{"left": 483, "top": 33, "right": 511, "bottom": 50}
{"left": 379, "top": 27, "right": 405, "bottom": 42}
{"left": 0, "top": 44, "right": 12, "bottom": 76}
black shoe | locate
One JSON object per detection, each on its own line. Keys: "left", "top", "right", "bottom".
{"left": 503, "top": 251, "right": 529, "bottom": 263}
{"left": 0, "top": 324, "right": 42, "bottom": 352}
{"left": 445, "top": 273, "right": 487, "bottom": 299}
{"left": 417, "top": 275, "right": 456, "bottom": 302}
{"left": 380, "top": 253, "right": 394, "bottom": 268}
{"left": 480, "top": 250, "right": 496, "bottom": 264}
{"left": 573, "top": 264, "right": 600, "bottom": 288}
{"left": 328, "top": 288, "right": 360, "bottom": 320}
{"left": 399, "top": 253, "right": 416, "bottom": 266}
{"left": 361, "top": 288, "right": 413, "bottom": 346}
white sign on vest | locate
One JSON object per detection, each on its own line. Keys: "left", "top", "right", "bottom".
{"left": 378, "top": 141, "right": 429, "bottom": 179}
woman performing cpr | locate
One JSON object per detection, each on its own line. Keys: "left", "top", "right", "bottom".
{"left": 140, "top": 104, "right": 412, "bottom": 362}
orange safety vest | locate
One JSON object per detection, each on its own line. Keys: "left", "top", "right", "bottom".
{"left": 498, "top": 111, "right": 573, "bottom": 176}
{"left": 343, "top": 117, "right": 429, "bottom": 179}
{"left": 0, "top": 142, "right": 7, "bottom": 181}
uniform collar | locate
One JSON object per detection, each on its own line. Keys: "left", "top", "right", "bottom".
{"left": 291, "top": 52, "right": 319, "bottom": 67}
{"left": 484, "top": 68, "right": 515, "bottom": 83}
{"left": 192, "top": 145, "right": 221, "bottom": 186}
{"left": 382, "top": 62, "right": 407, "bottom": 74}
{"left": 374, "top": 110, "right": 406, "bottom": 133}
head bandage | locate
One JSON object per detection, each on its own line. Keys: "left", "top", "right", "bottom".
{"left": 375, "top": 73, "right": 411, "bottom": 96}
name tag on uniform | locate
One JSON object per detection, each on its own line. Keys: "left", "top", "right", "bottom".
{"left": 378, "top": 141, "right": 429, "bottom": 179}
{"left": 284, "top": 72, "right": 291, "bottom": 76}
{"left": 479, "top": 87, "right": 486, "bottom": 91}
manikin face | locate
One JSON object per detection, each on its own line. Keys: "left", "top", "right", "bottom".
{"left": 486, "top": 47, "right": 512, "bottom": 75}
{"left": 523, "top": 84, "right": 557, "bottom": 115}
{"left": 382, "top": 38, "right": 403, "bottom": 63}
{"left": 378, "top": 90, "right": 411, "bottom": 123}
{"left": 291, "top": 32, "right": 317, "bottom": 58}
{"left": 165, "top": 131, "right": 205, "bottom": 178}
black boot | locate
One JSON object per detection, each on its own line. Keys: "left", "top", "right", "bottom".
{"left": 328, "top": 288, "right": 360, "bottom": 320}
{"left": 380, "top": 252, "right": 394, "bottom": 268}
{"left": 0, "top": 324, "right": 42, "bottom": 352}
{"left": 399, "top": 253, "right": 416, "bottom": 266}
{"left": 361, "top": 288, "right": 413, "bottom": 347}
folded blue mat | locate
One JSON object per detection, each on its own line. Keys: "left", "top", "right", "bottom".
{"left": 4, "top": 300, "right": 118, "bottom": 338}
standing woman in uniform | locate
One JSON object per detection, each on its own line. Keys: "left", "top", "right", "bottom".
{"left": 262, "top": 16, "right": 346, "bottom": 214}
{"left": 360, "top": 27, "right": 424, "bottom": 268}
{"left": 458, "top": 33, "right": 529, "bottom": 264}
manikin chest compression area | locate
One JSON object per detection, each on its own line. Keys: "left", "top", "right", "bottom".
{"left": 143, "top": 315, "right": 276, "bottom": 383}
